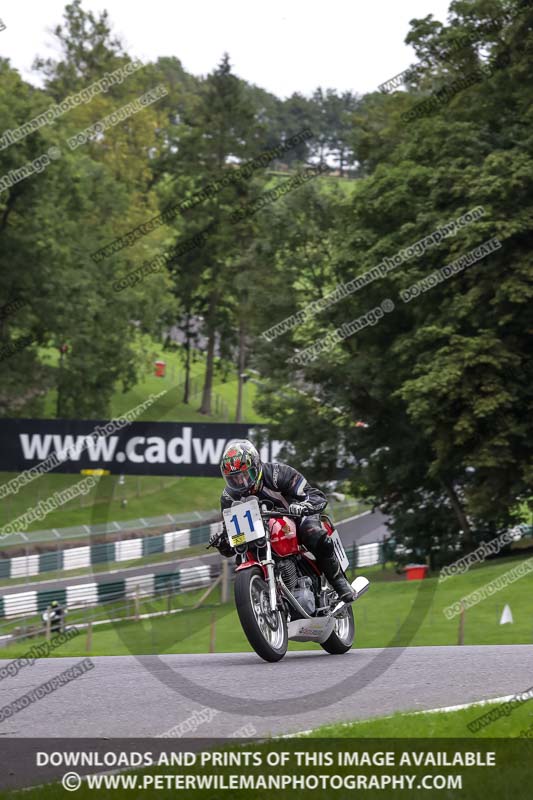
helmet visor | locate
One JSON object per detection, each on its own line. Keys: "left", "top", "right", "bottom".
{"left": 225, "top": 466, "right": 259, "bottom": 493}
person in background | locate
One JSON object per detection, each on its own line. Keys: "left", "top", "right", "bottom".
{"left": 47, "top": 600, "right": 65, "bottom": 633}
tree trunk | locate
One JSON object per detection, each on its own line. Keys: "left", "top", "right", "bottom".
{"left": 183, "top": 312, "right": 191, "bottom": 404}
{"left": 199, "top": 293, "right": 218, "bottom": 415}
{"left": 235, "top": 317, "right": 246, "bottom": 422}
{"left": 56, "top": 350, "right": 64, "bottom": 418}
{"left": 441, "top": 479, "right": 474, "bottom": 549}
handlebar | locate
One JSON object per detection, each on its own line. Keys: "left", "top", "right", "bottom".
{"left": 208, "top": 506, "right": 327, "bottom": 552}
{"left": 260, "top": 508, "right": 311, "bottom": 518}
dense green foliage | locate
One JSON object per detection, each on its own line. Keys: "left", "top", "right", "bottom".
{"left": 1, "top": 0, "right": 530, "bottom": 556}
{"left": 252, "top": 0, "right": 532, "bottom": 554}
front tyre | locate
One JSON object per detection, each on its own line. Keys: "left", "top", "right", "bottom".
{"left": 320, "top": 605, "right": 355, "bottom": 654}
{"left": 235, "top": 567, "right": 288, "bottom": 662}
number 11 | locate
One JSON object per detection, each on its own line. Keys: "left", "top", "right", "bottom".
{"left": 244, "top": 509, "right": 255, "bottom": 532}
{"left": 230, "top": 509, "right": 255, "bottom": 535}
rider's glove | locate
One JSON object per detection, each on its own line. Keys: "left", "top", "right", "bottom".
{"left": 209, "top": 531, "right": 221, "bottom": 548}
{"left": 210, "top": 530, "right": 235, "bottom": 558}
{"left": 289, "top": 501, "right": 313, "bottom": 516}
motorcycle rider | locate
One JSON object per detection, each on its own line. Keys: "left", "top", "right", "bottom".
{"left": 209, "top": 439, "right": 355, "bottom": 602}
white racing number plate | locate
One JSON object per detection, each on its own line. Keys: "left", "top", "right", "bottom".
{"left": 223, "top": 497, "right": 266, "bottom": 548}
{"left": 329, "top": 528, "right": 350, "bottom": 572}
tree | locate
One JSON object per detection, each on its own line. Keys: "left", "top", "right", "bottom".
{"left": 313, "top": 88, "right": 359, "bottom": 175}
{"left": 279, "top": 92, "right": 318, "bottom": 165}
{"left": 0, "top": 1, "right": 174, "bottom": 419}
{"left": 253, "top": 0, "right": 533, "bottom": 557}
{"left": 158, "top": 53, "right": 259, "bottom": 416}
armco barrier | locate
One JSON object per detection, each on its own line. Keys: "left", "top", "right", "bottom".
{"left": 1, "top": 518, "right": 380, "bottom": 581}
{"left": 0, "top": 522, "right": 223, "bottom": 580}
{"left": 0, "top": 509, "right": 219, "bottom": 549}
{"left": 0, "top": 539, "right": 385, "bottom": 620}
{"left": 0, "top": 563, "right": 216, "bottom": 619}
{"left": 0, "top": 530, "right": 384, "bottom": 586}
{"left": 351, "top": 541, "right": 384, "bottom": 568}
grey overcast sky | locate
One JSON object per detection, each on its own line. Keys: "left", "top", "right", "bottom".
{"left": 0, "top": 0, "right": 453, "bottom": 96}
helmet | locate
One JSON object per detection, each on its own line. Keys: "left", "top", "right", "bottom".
{"left": 51, "top": 600, "right": 59, "bottom": 608}
{"left": 220, "top": 440, "right": 262, "bottom": 496}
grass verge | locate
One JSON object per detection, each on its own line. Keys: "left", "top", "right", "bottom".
{"left": 0, "top": 475, "right": 221, "bottom": 534}
{"left": 300, "top": 703, "right": 533, "bottom": 738}
{"left": 1, "top": 554, "right": 532, "bottom": 657}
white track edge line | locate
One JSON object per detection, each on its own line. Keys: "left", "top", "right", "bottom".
{"left": 335, "top": 510, "right": 373, "bottom": 526}
{"left": 280, "top": 695, "right": 516, "bottom": 738}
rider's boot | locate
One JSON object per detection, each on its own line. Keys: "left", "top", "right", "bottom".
{"left": 316, "top": 554, "right": 355, "bottom": 603}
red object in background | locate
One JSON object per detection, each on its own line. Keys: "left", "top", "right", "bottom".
{"left": 405, "top": 564, "right": 428, "bottom": 581}
{"left": 59, "top": 343, "right": 69, "bottom": 354}
{"left": 154, "top": 360, "right": 166, "bottom": 378}
{"left": 355, "top": 421, "right": 368, "bottom": 428}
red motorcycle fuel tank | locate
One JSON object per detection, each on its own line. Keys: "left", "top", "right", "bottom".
{"left": 269, "top": 516, "right": 299, "bottom": 557}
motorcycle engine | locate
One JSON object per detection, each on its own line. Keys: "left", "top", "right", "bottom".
{"left": 293, "top": 576, "right": 316, "bottom": 615}
{"left": 278, "top": 559, "right": 298, "bottom": 590}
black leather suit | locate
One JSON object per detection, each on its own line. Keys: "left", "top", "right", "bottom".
{"left": 219, "top": 461, "right": 333, "bottom": 560}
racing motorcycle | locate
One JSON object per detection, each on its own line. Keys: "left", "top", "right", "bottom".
{"left": 209, "top": 496, "right": 369, "bottom": 662}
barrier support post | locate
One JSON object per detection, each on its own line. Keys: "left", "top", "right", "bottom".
{"left": 209, "top": 611, "right": 216, "bottom": 653}
{"left": 221, "top": 559, "right": 230, "bottom": 603}
{"left": 457, "top": 602, "right": 465, "bottom": 646}
{"left": 193, "top": 574, "right": 222, "bottom": 609}
{"left": 134, "top": 586, "right": 140, "bottom": 621}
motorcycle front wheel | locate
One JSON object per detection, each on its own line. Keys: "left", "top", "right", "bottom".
{"left": 320, "top": 605, "right": 355, "bottom": 654}
{"left": 234, "top": 567, "right": 288, "bottom": 662}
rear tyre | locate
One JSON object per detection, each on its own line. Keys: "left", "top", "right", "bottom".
{"left": 235, "top": 567, "right": 288, "bottom": 662}
{"left": 320, "top": 605, "right": 355, "bottom": 654}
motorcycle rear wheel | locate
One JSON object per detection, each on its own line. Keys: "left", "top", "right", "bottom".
{"left": 320, "top": 605, "right": 355, "bottom": 654}
{"left": 235, "top": 567, "right": 288, "bottom": 662}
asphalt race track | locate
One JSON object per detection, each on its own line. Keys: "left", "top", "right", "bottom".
{"left": 336, "top": 509, "right": 389, "bottom": 546}
{"left": 1, "top": 645, "right": 532, "bottom": 737}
